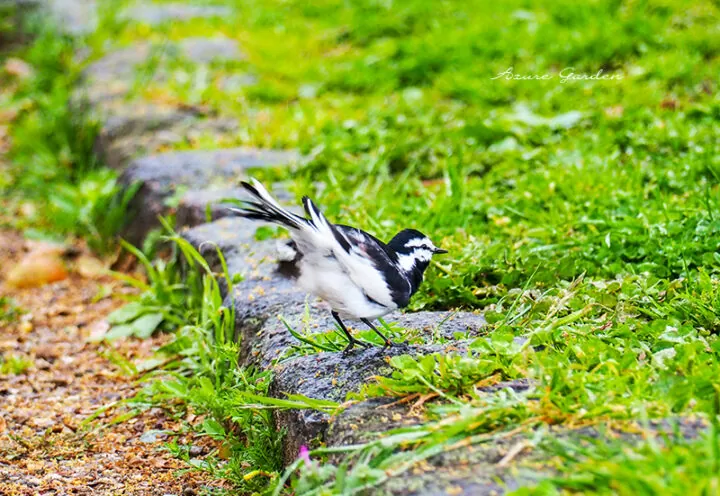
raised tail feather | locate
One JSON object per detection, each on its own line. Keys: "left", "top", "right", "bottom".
{"left": 228, "top": 179, "right": 308, "bottom": 230}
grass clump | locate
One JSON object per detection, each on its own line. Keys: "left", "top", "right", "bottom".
{"left": 0, "top": 296, "right": 23, "bottom": 325}
{"left": 100, "top": 230, "right": 288, "bottom": 493}
{"left": 1, "top": 18, "right": 136, "bottom": 254}
{"left": 516, "top": 411, "right": 720, "bottom": 495}
{"left": 0, "top": 353, "right": 33, "bottom": 375}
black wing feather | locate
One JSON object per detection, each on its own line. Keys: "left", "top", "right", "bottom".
{"left": 336, "top": 225, "right": 412, "bottom": 307}
{"left": 228, "top": 181, "right": 308, "bottom": 230}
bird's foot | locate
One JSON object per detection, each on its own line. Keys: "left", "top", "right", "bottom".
{"left": 342, "top": 339, "right": 371, "bottom": 356}
{"left": 383, "top": 340, "right": 410, "bottom": 351}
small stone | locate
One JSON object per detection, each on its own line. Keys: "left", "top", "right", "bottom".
{"left": 189, "top": 445, "right": 204, "bottom": 457}
{"left": 86, "top": 320, "right": 110, "bottom": 342}
{"left": 35, "top": 358, "right": 52, "bottom": 370}
{"left": 75, "top": 255, "right": 107, "bottom": 279}
{"left": 31, "top": 417, "right": 55, "bottom": 429}
{"left": 138, "top": 430, "right": 166, "bottom": 443}
{"left": 4, "top": 58, "right": 33, "bottom": 79}
{"left": 34, "top": 345, "right": 61, "bottom": 360}
{"left": 50, "top": 376, "right": 72, "bottom": 387}
{"left": 5, "top": 252, "right": 68, "bottom": 289}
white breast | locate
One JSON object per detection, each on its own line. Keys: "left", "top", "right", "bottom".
{"left": 296, "top": 254, "right": 396, "bottom": 320}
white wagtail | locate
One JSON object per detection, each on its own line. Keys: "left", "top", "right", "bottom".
{"left": 229, "top": 179, "right": 447, "bottom": 353}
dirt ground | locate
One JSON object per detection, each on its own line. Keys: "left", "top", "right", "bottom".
{"left": 0, "top": 230, "right": 225, "bottom": 495}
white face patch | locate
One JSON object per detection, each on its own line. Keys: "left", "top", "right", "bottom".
{"left": 397, "top": 249, "right": 432, "bottom": 272}
{"left": 416, "top": 249, "right": 432, "bottom": 262}
{"left": 405, "top": 237, "right": 435, "bottom": 251}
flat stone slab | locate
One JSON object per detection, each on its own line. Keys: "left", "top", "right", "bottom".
{"left": 83, "top": 37, "right": 244, "bottom": 104}
{"left": 45, "top": 0, "right": 97, "bottom": 35}
{"left": 325, "top": 394, "right": 541, "bottom": 496}
{"left": 122, "top": 3, "right": 232, "bottom": 25}
{"left": 78, "top": 37, "right": 249, "bottom": 170}
{"left": 121, "top": 149, "right": 298, "bottom": 243}
{"left": 322, "top": 407, "right": 708, "bottom": 495}
{"left": 97, "top": 114, "right": 239, "bottom": 170}
{"left": 271, "top": 340, "right": 498, "bottom": 465}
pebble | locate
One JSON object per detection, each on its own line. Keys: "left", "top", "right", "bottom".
{"left": 5, "top": 252, "right": 68, "bottom": 289}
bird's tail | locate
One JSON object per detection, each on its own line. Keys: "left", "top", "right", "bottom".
{"left": 229, "top": 179, "right": 307, "bottom": 230}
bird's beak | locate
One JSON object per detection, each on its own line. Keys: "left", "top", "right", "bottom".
{"left": 433, "top": 247, "right": 448, "bottom": 254}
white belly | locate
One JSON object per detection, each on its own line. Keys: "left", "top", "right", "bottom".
{"left": 296, "top": 257, "right": 395, "bottom": 319}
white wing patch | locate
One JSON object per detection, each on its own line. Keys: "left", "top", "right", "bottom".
{"left": 292, "top": 198, "right": 395, "bottom": 309}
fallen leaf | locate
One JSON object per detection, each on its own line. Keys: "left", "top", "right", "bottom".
{"left": 660, "top": 98, "right": 678, "bottom": 110}
{"left": 218, "top": 442, "right": 232, "bottom": 460}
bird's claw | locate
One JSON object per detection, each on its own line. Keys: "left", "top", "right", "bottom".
{"left": 342, "top": 339, "right": 371, "bottom": 356}
{"left": 389, "top": 341, "right": 411, "bottom": 350}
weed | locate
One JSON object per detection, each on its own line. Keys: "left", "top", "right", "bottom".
{"left": 0, "top": 297, "right": 23, "bottom": 325}
{"left": 0, "top": 353, "right": 33, "bottom": 375}
{"left": 516, "top": 420, "right": 720, "bottom": 495}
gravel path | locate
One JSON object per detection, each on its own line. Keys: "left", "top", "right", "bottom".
{"left": 0, "top": 231, "right": 223, "bottom": 495}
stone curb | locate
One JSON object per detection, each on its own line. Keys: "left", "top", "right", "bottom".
{"left": 119, "top": 149, "right": 298, "bottom": 243}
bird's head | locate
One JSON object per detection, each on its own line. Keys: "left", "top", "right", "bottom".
{"left": 387, "top": 229, "right": 447, "bottom": 275}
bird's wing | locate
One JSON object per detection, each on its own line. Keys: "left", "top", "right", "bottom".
{"left": 295, "top": 198, "right": 401, "bottom": 308}
{"left": 337, "top": 225, "right": 412, "bottom": 306}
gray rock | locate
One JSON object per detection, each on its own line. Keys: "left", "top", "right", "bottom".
{"left": 178, "top": 37, "right": 243, "bottom": 64}
{"left": 96, "top": 113, "right": 239, "bottom": 169}
{"left": 78, "top": 37, "right": 248, "bottom": 171}
{"left": 182, "top": 216, "right": 291, "bottom": 285}
{"left": 83, "top": 37, "right": 243, "bottom": 92}
{"left": 122, "top": 149, "right": 297, "bottom": 243}
{"left": 218, "top": 73, "right": 258, "bottom": 92}
{"left": 45, "top": 0, "right": 97, "bottom": 35}
{"left": 123, "top": 3, "right": 232, "bottom": 26}
{"left": 321, "top": 405, "right": 708, "bottom": 495}
{"left": 180, "top": 214, "right": 501, "bottom": 471}
{"left": 93, "top": 100, "right": 197, "bottom": 147}
{"left": 270, "top": 341, "right": 483, "bottom": 465}
{"left": 323, "top": 397, "right": 543, "bottom": 496}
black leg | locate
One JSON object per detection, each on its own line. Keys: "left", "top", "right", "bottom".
{"left": 332, "top": 311, "right": 369, "bottom": 354}
{"left": 361, "top": 318, "right": 393, "bottom": 348}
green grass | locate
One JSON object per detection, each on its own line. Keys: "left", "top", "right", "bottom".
{"left": 10, "top": 0, "right": 720, "bottom": 494}
{"left": 0, "top": 296, "right": 23, "bottom": 325}
{"left": 99, "top": 229, "right": 341, "bottom": 494}
{"left": 0, "top": 353, "right": 33, "bottom": 375}
{"left": 1, "top": 16, "right": 137, "bottom": 254}
{"left": 516, "top": 414, "right": 720, "bottom": 495}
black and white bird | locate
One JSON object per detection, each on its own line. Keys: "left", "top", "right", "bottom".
{"left": 229, "top": 179, "right": 447, "bottom": 353}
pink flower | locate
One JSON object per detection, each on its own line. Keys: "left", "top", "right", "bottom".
{"left": 299, "top": 445, "right": 312, "bottom": 466}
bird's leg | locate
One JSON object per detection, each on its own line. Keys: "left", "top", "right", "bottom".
{"left": 361, "top": 318, "right": 393, "bottom": 348}
{"left": 332, "top": 311, "right": 370, "bottom": 354}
